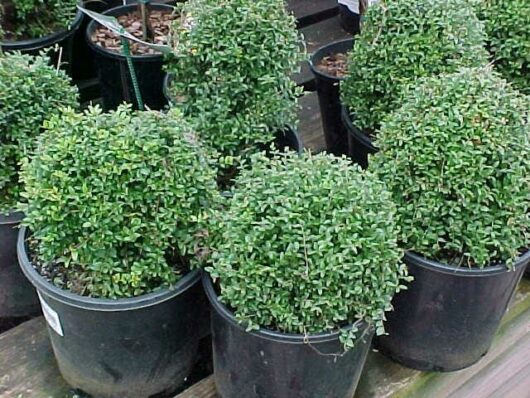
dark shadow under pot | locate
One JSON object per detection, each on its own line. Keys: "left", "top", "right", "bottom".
{"left": 202, "top": 273, "right": 374, "bottom": 398}
{"left": 0, "top": 10, "right": 83, "bottom": 76}
{"left": 340, "top": 107, "right": 378, "bottom": 169}
{"left": 17, "top": 226, "right": 208, "bottom": 398}
{"left": 0, "top": 213, "right": 40, "bottom": 322}
{"left": 85, "top": 4, "right": 173, "bottom": 111}
{"left": 309, "top": 38, "right": 354, "bottom": 157}
{"left": 375, "top": 251, "right": 530, "bottom": 372}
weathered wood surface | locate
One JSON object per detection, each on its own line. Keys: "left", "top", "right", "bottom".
{"left": 3, "top": 280, "right": 529, "bottom": 397}
{"left": 298, "top": 91, "right": 325, "bottom": 152}
{"left": 287, "top": 0, "right": 339, "bottom": 28}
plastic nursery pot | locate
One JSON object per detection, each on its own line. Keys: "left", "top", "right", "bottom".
{"left": 86, "top": 4, "right": 172, "bottom": 111}
{"left": 338, "top": 5, "right": 361, "bottom": 36}
{"left": 375, "top": 250, "right": 530, "bottom": 372}
{"left": 17, "top": 226, "right": 207, "bottom": 398}
{"left": 0, "top": 10, "right": 83, "bottom": 76}
{"left": 341, "top": 106, "right": 378, "bottom": 169}
{"left": 73, "top": 0, "right": 176, "bottom": 80}
{"left": 203, "top": 273, "right": 374, "bottom": 398}
{"left": 0, "top": 213, "right": 40, "bottom": 319}
{"left": 309, "top": 39, "right": 354, "bottom": 156}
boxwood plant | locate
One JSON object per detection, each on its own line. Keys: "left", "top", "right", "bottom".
{"left": 166, "top": 0, "right": 304, "bottom": 158}
{"left": 341, "top": 0, "right": 489, "bottom": 132}
{"left": 205, "top": 151, "right": 410, "bottom": 348}
{"left": 0, "top": 52, "right": 78, "bottom": 213}
{"left": 476, "top": 0, "right": 530, "bottom": 95}
{"left": 0, "top": 0, "right": 78, "bottom": 39}
{"left": 20, "top": 106, "right": 218, "bottom": 298}
{"left": 371, "top": 67, "right": 530, "bottom": 268}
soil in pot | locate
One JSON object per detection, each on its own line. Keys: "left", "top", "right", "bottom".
{"left": 315, "top": 52, "right": 348, "bottom": 78}
{"left": 86, "top": 4, "right": 177, "bottom": 110}
{"left": 17, "top": 226, "right": 208, "bottom": 398}
{"left": 203, "top": 273, "right": 374, "bottom": 398}
{"left": 0, "top": 213, "right": 40, "bottom": 322}
{"left": 309, "top": 38, "right": 354, "bottom": 157}
{"left": 0, "top": 10, "right": 83, "bottom": 76}
{"left": 375, "top": 251, "right": 529, "bottom": 372}
{"left": 341, "top": 105, "right": 378, "bottom": 168}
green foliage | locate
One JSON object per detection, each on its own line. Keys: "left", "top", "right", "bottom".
{"left": 0, "top": 52, "right": 78, "bottom": 213}
{"left": 20, "top": 106, "right": 218, "bottom": 298}
{"left": 341, "top": 0, "right": 489, "bottom": 132}
{"left": 205, "top": 151, "right": 409, "bottom": 347}
{"left": 165, "top": 0, "right": 304, "bottom": 158}
{"left": 1, "top": 0, "right": 77, "bottom": 39}
{"left": 476, "top": 0, "right": 530, "bottom": 95}
{"left": 371, "top": 67, "right": 530, "bottom": 268}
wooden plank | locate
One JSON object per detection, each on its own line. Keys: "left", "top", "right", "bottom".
{"left": 287, "top": 0, "right": 339, "bottom": 28}
{"left": 175, "top": 376, "right": 216, "bottom": 398}
{"left": 295, "top": 16, "right": 352, "bottom": 90}
{"left": 0, "top": 318, "right": 72, "bottom": 397}
{"left": 298, "top": 91, "right": 325, "bottom": 152}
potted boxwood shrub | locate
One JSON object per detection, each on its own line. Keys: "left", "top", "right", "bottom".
{"left": 85, "top": 2, "right": 178, "bottom": 110}
{"left": 0, "top": 52, "right": 78, "bottom": 323}
{"left": 17, "top": 105, "right": 218, "bottom": 397}
{"left": 0, "top": 0, "right": 83, "bottom": 75}
{"left": 165, "top": 0, "right": 305, "bottom": 165}
{"left": 371, "top": 67, "right": 530, "bottom": 372}
{"left": 340, "top": 0, "right": 489, "bottom": 168}
{"left": 476, "top": 0, "right": 530, "bottom": 95}
{"left": 202, "top": 151, "right": 410, "bottom": 398}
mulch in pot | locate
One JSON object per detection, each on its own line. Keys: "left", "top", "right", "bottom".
{"left": 315, "top": 52, "right": 349, "bottom": 78}
{"left": 91, "top": 9, "right": 177, "bottom": 55}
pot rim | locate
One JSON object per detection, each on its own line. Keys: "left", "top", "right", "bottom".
{"left": 340, "top": 106, "right": 377, "bottom": 150}
{"left": 0, "top": 211, "right": 24, "bottom": 226}
{"left": 405, "top": 250, "right": 530, "bottom": 277}
{"left": 17, "top": 226, "right": 200, "bottom": 311}
{"left": 0, "top": 9, "right": 83, "bottom": 50}
{"left": 85, "top": 4, "right": 175, "bottom": 61}
{"left": 202, "top": 271, "right": 369, "bottom": 344}
{"left": 309, "top": 38, "right": 355, "bottom": 82}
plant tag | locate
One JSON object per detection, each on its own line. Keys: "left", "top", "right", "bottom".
{"left": 38, "top": 292, "right": 64, "bottom": 337}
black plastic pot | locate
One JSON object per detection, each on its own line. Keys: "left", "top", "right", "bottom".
{"left": 203, "top": 273, "right": 374, "bottom": 398}
{"left": 73, "top": 0, "right": 175, "bottom": 80}
{"left": 341, "top": 107, "right": 378, "bottom": 169}
{"left": 18, "top": 226, "right": 207, "bottom": 398}
{"left": 86, "top": 4, "right": 172, "bottom": 111}
{"left": 0, "top": 213, "right": 40, "bottom": 318}
{"left": 338, "top": 5, "right": 361, "bottom": 36}
{"left": 309, "top": 39, "right": 354, "bottom": 156}
{"left": 0, "top": 11, "right": 83, "bottom": 76}
{"left": 376, "top": 251, "right": 530, "bottom": 372}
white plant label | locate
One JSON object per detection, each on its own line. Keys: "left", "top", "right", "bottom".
{"left": 38, "top": 292, "right": 64, "bottom": 337}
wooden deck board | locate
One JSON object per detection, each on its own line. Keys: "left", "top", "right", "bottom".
{"left": 287, "top": 0, "right": 339, "bottom": 28}
{"left": 298, "top": 91, "right": 325, "bottom": 152}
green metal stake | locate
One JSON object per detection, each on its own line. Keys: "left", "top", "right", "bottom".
{"left": 120, "top": 30, "right": 145, "bottom": 111}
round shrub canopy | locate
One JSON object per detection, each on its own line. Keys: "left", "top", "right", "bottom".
{"left": 477, "top": 0, "right": 530, "bottom": 95}
{"left": 0, "top": 52, "right": 78, "bottom": 213}
{"left": 20, "top": 106, "right": 218, "bottom": 298}
{"left": 372, "top": 67, "right": 530, "bottom": 268}
{"left": 166, "top": 0, "right": 304, "bottom": 157}
{"left": 341, "top": 0, "right": 489, "bottom": 132}
{"left": 206, "top": 152, "right": 410, "bottom": 347}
